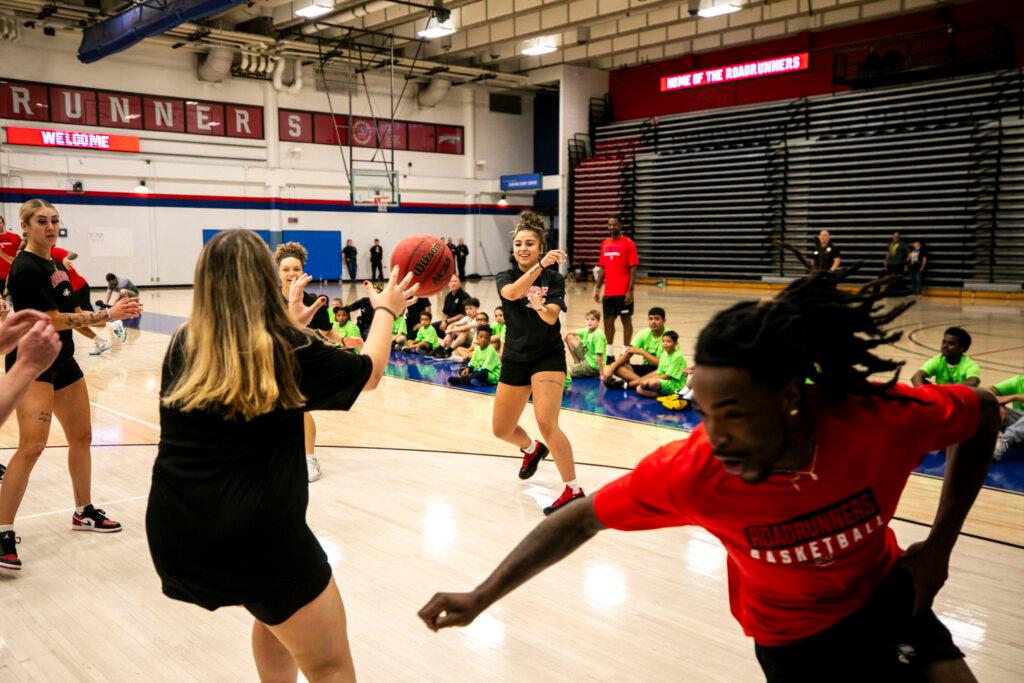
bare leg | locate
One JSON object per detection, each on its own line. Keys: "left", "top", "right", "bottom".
{"left": 0, "top": 382, "right": 54, "bottom": 524}
{"left": 602, "top": 353, "right": 632, "bottom": 379}
{"left": 531, "top": 371, "right": 576, "bottom": 482}
{"left": 52, "top": 379, "right": 94, "bottom": 507}
{"left": 252, "top": 620, "right": 299, "bottom": 683}
{"left": 265, "top": 577, "right": 355, "bottom": 683}
{"left": 304, "top": 413, "right": 316, "bottom": 454}
{"left": 636, "top": 380, "right": 662, "bottom": 398}
{"left": 603, "top": 316, "right": 616, "bottom": 350}
{"left": 564, "top": 336, "right": 584, "bottom": 362}
{"left": 621, "top": 314, "right": 633, "bottom": 346}
{"left": 492, "top": 383, "right": 532, "bottom": 450}
{"left": 614, "top": 363, "right": 643, "bottom": 385}
{"left": 76, "top": 327, "right": 97, "bottom": 340}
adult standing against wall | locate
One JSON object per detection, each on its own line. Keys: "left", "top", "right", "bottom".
{"left": 593, "top": 217, "right": 638, "bottom": 361}
{"left": 455, "top": 238, "right": 470, "bottom": 281}
{"left": 342, "top": 239, "right": 358, "bottom": 282}
{"left": 811, "top": 230, "right": 841, "bottom": 273}
{"left": 0, "top": 215, "right": 22, "bottom": 296}
{"left": 884, "top": 232, "right": 908, "bottom": 278}
{"left": 907, "top": 240, "right": 927, "bottom": 295}
{"left": 369, "top": 239, "right": 384, "bottom": 282}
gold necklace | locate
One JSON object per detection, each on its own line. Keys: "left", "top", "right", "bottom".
{"left": 788, "top": 444, "right": 819, "bottom": 491}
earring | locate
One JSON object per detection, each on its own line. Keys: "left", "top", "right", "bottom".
{"left": 789, "top": 408, "right": 799, "bottom": 416}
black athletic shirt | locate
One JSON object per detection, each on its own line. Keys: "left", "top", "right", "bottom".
{"left": 441, "top": 288, "right": 471, "bottom": 319}
{"left": 303, "top": 291, "right": 332, "bottom": 332}
{"left": 146, "top": 328, "right": 372, "bottom": 609}
{"left": 812, "top": 241, "right": 840, "bottom": 272}
{"left": 342, "top": 245, "right": 357, "bottom": 260}
{"left": 7, "top": 250, "right": 76, "bottom": 364}
{"left": 496, "top": 265, "right": 566, "bottom": 363}
{"left": 369, "top": 244, "right": 383, "bottom": 264}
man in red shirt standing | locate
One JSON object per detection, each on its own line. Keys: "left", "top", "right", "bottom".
{"left": 593, "top": 217, "right": 638, "bottom": 360}
{"left": 419, "top": 271, "right": 1000, "bottom": 681}
{"left": 0, "top": 215, "right": 23, "bottom": 296}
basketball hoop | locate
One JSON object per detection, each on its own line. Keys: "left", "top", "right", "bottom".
{"left": 373, "top": 195, "right": 389, "bottom": 213}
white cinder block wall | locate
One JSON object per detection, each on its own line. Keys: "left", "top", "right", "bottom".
{"left": 0, "top": 31, "right": 536, "bottom": 285}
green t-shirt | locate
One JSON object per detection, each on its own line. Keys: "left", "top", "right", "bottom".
{"left": 631, "top": 327, "right": 672, "bottom": 359}
{"left": 415, "top": 324, "right": 440, "bottom": 350}
{"left": 491, "top": 322, "right": 506, "bottom": 343}
{"left": 575, "top": 327, "right": 608, "bottom": 369}
{"left": 920, "top": 354, "right": 980, "bottom": 386}
{"left": 468, "top": 344, "right": 502, "bottom": 384}
{"left": 993, "top": 374, "right": 1024, "bottom": 411}
{"left": 335, "top": 319, "right": 360, "bottom": 339}
{"left": 392, "top": 316, "right": 408, "bottom": 337}
{"left": 656, "top": 349, "right": 687, "bottom": 394}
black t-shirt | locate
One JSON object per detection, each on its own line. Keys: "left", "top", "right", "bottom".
{"left": 908, "top": 245, "right": 928, "bottom": 272}
{"left": 811, "top": 241, "right": 840, "bottom": 271}
{"left": 147, "top": 329, "right": 372, "bottom": 608}
{"left": 406, "top": 297, "right": 431, "bottom": 329}
{"left": 496, "top": 265, "right": 566, "bottom": 363}
{"left": 886, "top": 240, "right": 907, "bottom": 267}
{"left": 455, "top": 244, "right": 469, "bottom": 260}
{"left": 303, "top": 291, "right": 332, "bottom": 332}
{"left": 369, "top": 244, "right": 383, "bottom": 263}
{"left": 441, "top": 288, "right": 471, "bottom": 319}
{"left": 7, "top": 250, "right": 76, "bottom": 364}
{"left": 342, "top": 246, "right": 357, "bottom": 260}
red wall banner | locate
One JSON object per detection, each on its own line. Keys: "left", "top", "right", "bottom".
{"left": 5, "top": 126, "right": 140, "bottom": 152}
{"left": 660, "top": 53, "right": 809, "bottom": 92}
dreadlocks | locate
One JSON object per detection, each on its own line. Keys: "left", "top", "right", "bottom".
{"left": 695, "top": 266, "right": 915, "bottom": 402}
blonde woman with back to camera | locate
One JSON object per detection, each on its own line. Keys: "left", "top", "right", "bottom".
{"left": 146, "top": 229, "right": 418, "bottom": 682}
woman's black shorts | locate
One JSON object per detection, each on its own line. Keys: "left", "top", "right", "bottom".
{"left": 499, "top": 350, "right": 567, "bottom": 386}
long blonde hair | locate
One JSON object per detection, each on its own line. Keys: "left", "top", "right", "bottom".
{"left": 162, "top": 230, "right": 309, "bottom": 421}
{"left": 18, "top": 198, "right": 55, "bottom": 255}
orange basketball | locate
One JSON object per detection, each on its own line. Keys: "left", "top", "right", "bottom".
{"left": 390, "top": 234, "right": 455, "bottom": 297}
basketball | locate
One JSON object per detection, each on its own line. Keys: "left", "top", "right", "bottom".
{"left": 390, "top": 234, "right": 455, "bottom": 297}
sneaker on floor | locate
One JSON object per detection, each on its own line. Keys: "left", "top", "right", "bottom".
{"left": 71, "top": 505, "right": 123, "bottom": 533}
{"left": 604, "top": 377, "right": 627, "bottom": 390}
{"left": 307, "top": 455, "right": 322, "bottom": 482}
{"left": 0, "top": 530, "right": 20, "bottom": 571}
{"left": 89, "top": 339, "right": 112, "bottom": 356}
{"left": 543, "top": 486, "right": 586, "bottom": 516}
{"left": 518, "top": 441, "right": 549, "bottom": 480}
{"left": 993, "top": 436, "right": 1009, "bottom": 462}
{"left": 112, "top": 320, "right": 127, "bottom": 343}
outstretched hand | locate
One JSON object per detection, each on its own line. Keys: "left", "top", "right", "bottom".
{"left": 287, "top": 274, "right": 326, "bottom": 326}
{"left": 366, "top": 266, "right": 420, "bottom": 315}
{"left": 418, "top": 591, "right": 487, "bottom": 632}
{"left": 108, "top": 296, "right": 143, "bottom": 322}
{"left": 0, "top": 309, "right": 52, "bottom": 354}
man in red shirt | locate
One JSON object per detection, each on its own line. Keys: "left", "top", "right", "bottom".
{"left": 419, "top": 271, "right": 1000, "bottom": 681}
{"left": 0, "top": 215, "right": 23, "bottom": 295}
{"left": 593, "top": 217, "right": 638, "bottom": 359}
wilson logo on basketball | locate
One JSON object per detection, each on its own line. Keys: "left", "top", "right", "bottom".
{"left": 412, "top": 242, "right": 442, "bottom": 278}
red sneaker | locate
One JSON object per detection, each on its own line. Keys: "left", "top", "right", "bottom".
{"left": 518, "top": 441, "right": 549, "bottom": 480}
{"left": 0, "top": 530, "right": 20, "bottom": 570}
{"left": 72, "top": 505, "right": 123, "bottom": 533}
{"left": 543, "top": 486, "right": 585, "bottom": 515}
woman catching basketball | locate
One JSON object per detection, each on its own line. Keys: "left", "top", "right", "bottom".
{"left": 494, "top": 211, "right": 583, "bottom": 515}
{"left": 273, "top": 242, "right": 334, "bottom": 482}
{"left": 147, "top": 230, "right": 418, "bottom": 682}
{"left": 0, "top": 199, "right": 142, "bottom": 572}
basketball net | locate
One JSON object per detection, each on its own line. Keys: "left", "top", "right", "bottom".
{"left": 373, "top": 195, "right": 388, "bottom": 213}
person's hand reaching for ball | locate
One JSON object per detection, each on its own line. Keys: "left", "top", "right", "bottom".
{"left": 366, "top": 266, "right": 419, "bottom": 316}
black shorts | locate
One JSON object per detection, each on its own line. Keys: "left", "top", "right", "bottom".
{"left": 754, "top": 566, "right": 963, "bottom": 682}
{"left": 74, "top": 287, "right": 93, "bottom": 311}
{"left": 602, "top": 295, "right": 633, "bottom": 319}
{"left": 4, "top": 354, "right": 84, "bottom": 391}
{"left": 243, "top": 565, "right": 333, "bottom": 626}
{"left": 630, "top": 362, "right": 658, "bottom": 376}
{"left": 499, "top": 350, "right": 567, "bottom": 386}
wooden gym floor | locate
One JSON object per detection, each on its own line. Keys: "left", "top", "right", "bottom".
{"left": 0, "top": 281, "right": 1021, "bottom": 681}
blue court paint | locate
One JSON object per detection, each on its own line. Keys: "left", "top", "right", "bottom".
{"left": 118, "top": 314, "right": 1024, "bottom": 494}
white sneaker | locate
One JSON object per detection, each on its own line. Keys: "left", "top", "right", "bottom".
{"left": 112, "top": 320, "right": 127, "bottom": 343}
{"left": 306, "top": 455, "right": 322, "bottom": 482}
{"left": 993, "top": 436, "right": 1009, "bottom": 462}
{"left": 88, "top": 339, "right": 111, "bottom": 356}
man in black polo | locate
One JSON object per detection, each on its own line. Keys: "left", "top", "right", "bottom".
{"left": 369, "top": 239, "right": 384, "bottom": 282}
{"left": 433, "top": 274, "right": 471, "bottom": 334}
{"left": 455, "top": 238, "right": 470, "bottom": 281}
{"left": 811, "top": 230, "right": 841, "bottom": 273}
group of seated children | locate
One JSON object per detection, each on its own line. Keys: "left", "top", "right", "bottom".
{"left": 597, "top": 307, "right": 690, "bottom": 399}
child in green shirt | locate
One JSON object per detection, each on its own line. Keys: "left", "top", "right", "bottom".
{"left": 988, "top": 374, "right": 1024, "bottom": 460}
{"left": 448, "top": 327, "right": 501, "bottom": 386}
{"left": 563, "top": 309, "right": 607, "bottom": 379}
{"left": 404, "top": 312, "right": 440, "bottom": 354}
{"left": 636, "top": 331, "right": 687, "bottom": 398}
{"left": 390, "top": 313, "right": 409, "bottom": 350}
{"left": 332, "top": 305, "right": 363, "bottom": 351}
{"left": 491, "top": 306, "right": 505, "bottom": 355}
{"left": 604, "top": 307, "right": 672, "bottom": 390}
{"left": 911, "top": 326, "right": 981, "bottom": 388}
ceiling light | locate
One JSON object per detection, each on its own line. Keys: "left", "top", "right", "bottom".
{"left": 134, "top": 179, "right": 149, "bottom": 194}
{"left": 697, "top": 2, "right": 740, "bottom": 18}
{"left": 521, "top": 37, "right": 557, "bottom": 56}
{"left": 418, "top": 16, "right": 455, "bottom": 40}
{"left": 295, "top": 0, "right": 333, "bottom": 19}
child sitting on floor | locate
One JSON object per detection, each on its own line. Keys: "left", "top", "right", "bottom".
{"left": 453, "top": 311, "right": 490, "bottom": 361}
{"left": 391, "top": 309, "right": 410, "bottom": 350}
{"left": 635, "top": 330, "right": 687, "bottom": 398}
{"left": 433, "top": 297, "right": 480, "bottom": 357}
{"left": 447, "top": 326, "right": 501, "bottom": 386}
{"left": 563, "top": 309, "right": 607, "bottom": 379}
{"left": 491, "top": 306, "right": 505, "bottom": 355}
{"left": 404, "top": 312, "right": 440, "bottom": 354}
{"left": 332, "top": 305, "right": 363, "bottom": 351}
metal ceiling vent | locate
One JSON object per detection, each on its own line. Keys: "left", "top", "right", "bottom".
{"left": 197, "top": 45, "right": 235, "bottom": 82}
{"left": 417, "top": 78, "right": 451, "bottom": 107}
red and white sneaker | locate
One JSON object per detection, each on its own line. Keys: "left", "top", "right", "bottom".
{"left": 72, "top": 505, "right": 123, "bottom": 533}
{"left": 518, "top": 441, "right": 549, "bottom": 480}
{"left": 543, "top": 486, "right": 586, "bottom": 516}
{"left": 0, "top": 530, "right": 21, "bottom": 570}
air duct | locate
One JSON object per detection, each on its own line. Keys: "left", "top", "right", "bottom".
{"left": 272, "top": 57, "right": 303, "bottom": 95}
{"left": 197, "top": 45, "right": 234, "bottom": 82}
{"left": 417, "top": 78, "right": 451, "bottom": 107}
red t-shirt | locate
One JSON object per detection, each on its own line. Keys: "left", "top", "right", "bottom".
{"left": 597, "top": 236, "right": 639, "bottom": 297}
{"left": 593, "top": 383, "right": 980, "bottom": 647}
{"left": 0, "top": 231, "right": 23, "bottom": 279}
{"left": 50, "top": 247, "right": 88, "bottom": 292}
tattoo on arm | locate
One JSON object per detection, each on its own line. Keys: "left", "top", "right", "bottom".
{"left": 61, "top": 311, "right": 109, "bottom": 329}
